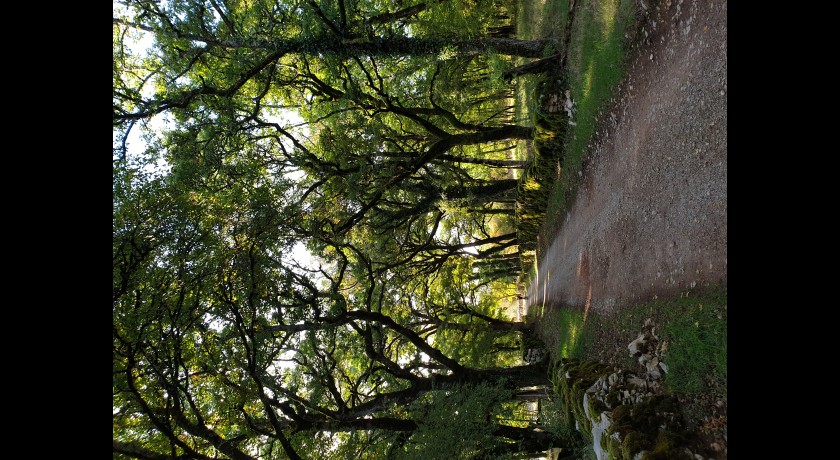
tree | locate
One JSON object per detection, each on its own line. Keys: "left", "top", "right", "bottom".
{"left": 113, "top": 0, "right": 554, "bottom": 124}
{"left": 113, "top": 0, "right": 568, "bottom": 457}
{"left": 114, "top": 167, "right": 564, "bottom": 457}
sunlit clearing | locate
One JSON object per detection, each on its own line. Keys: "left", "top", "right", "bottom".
{"left": 285, "top": 167, "right": 306, "bottom": 182}
{"left": 462, "top": 245, "right": 480, "bottom": 256}
{"left": 203, "top": 313, "right": 227, "bottom": 332}
{"left": 269, "top": 350, "right": 299, "bottom": 372}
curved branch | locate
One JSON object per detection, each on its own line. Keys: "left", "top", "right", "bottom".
{"left": 114, "top": 48, "right": 289, "bottom": 123}
{"left": 113, "top": 440, "right": 215, "bottom": 460}
{"left": 305, "top": 0, "right": 344, "bottom": 37}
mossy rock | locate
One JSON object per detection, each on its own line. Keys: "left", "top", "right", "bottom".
{"left": 556, "top": 359, "right": 699, "bottom": 460}
{"left": 557, "top": 359, "right": 613, "bottom": 440}
{"left": 605, "top": 388, "right": 622, "bottom": 408}
{"left": 621, "top": 431, "right": 649, "bottom": 459}
{"left": 587, "top": 394, "right": 609, "bottom": 418}
{"left": 639, "top": 432, "right": 693, "bottom": 460}
{"left": 607, "top": 395, "right": 693, "bottom": 460}
{"left": 521, "top": 331, "right": 547, "bottom": 351}
{"left": 602, "top": 431, "right": 623, "bottom": 459}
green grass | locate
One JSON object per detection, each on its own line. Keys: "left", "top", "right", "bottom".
{"left": 660, "top": 292, "right": 728, "bottom": 395}
{"left": 541, "top": 0, "right": 638, "bottom": 245}
{"left": 517, "top": 0, "right": 570, "bottom": 40}
{"left": 535, "top": 304, "right": 593, "bottom": 361}
{"left": 539, "top": 287, "right": 728, "bottom": 399}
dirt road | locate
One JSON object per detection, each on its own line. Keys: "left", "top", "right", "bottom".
{"left": 526, "top": 0, "right": 727, "bottom": 314}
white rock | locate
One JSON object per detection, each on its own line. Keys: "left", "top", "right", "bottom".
{"left": 628, "top": 335, "right": 647, "bottom": 355}
{"left": 628, "top": 376, "right": 647, "bottom": 389}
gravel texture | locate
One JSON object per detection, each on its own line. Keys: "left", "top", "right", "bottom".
{"left": 527, "top": 0, "right": 727, "bottom": 457}
{"left": 527, "top": 0, "right": 727, "bottom": 318}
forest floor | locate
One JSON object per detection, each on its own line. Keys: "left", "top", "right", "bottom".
{"left": 525, "top": 0, "right": 727, "bottom": 458}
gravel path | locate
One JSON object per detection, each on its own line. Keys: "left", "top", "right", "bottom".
{"left": 526, "top": 0, "right": 728, "bottom": 457}
{"left": 526, "top": 0, "right": 727, "bottom": 314}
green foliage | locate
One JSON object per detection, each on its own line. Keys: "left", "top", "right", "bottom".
{"left": 411, "top": 0, "right": 514, "bottom": 39}
{"left": 538, "top": 396, "right": 588, "bottom": 450}
{"left": 113, "top": 0, "right": 548, "bottom": 457}
{"left": 401, "top": 383, "right": 515, "bottom": 460}
{"left": 539, "top": 307, "right": 592, "bottom": 362}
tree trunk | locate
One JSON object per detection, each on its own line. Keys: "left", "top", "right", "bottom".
{"left": 436, "top": 318, "right": 531, "bottom": 334}
{"left": 437, "top": 154, "right": 529, "bottom": 169}
{"left": 502, "top": 53, "right": 563, "bottom": 81}
{"left": 487, "top": 25, "right": 516, "bottom": 38}
{"left": 463, "top": 364, "right": 551, "bottom": 389}
{"left": 315, "top": 417, "right": 418, "bottom": 432}
{"left": 443, "top": 125, "right": 534, "bottom": 146}
{"left": 490, "top": 425, "right": 567, "bottom": 456}
{"left": 366, "top": 2, "right": 438, "bottom": 25}
{"left": 341, "top": 37, "right": 554, "bottom": 58}
{"left": 442, "top": 179, "right": 518, "bottom": 201}
{"left": 468, "top": 207, "right": 516, "bottom": 215}
{"left": 426, "top": 231, "right": 516, "bottom": 253}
